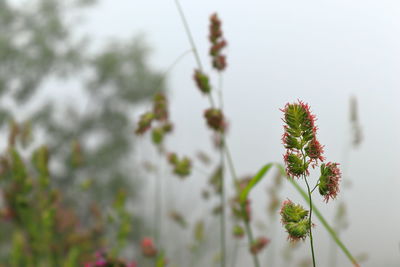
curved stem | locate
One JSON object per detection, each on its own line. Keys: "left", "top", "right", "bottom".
{"left": 311, "top": 182, "right": 320, "bottom": 194}
{"left": 174, "top": 0, "right": 215, "bottom": 108}
{"left": 174, "top": 0, "right": 203, "bottom": 71}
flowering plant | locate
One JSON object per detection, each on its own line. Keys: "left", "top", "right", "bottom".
{"left": 280, "top": 101, "right": 342, "bottom": 266}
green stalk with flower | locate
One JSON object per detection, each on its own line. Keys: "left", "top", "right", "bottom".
{"left": 280, "top": 101, "right": 342, "bottom": 267}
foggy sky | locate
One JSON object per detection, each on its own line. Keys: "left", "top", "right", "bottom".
{"left": 72, "top": 1, "right": 400, "bottom": 266}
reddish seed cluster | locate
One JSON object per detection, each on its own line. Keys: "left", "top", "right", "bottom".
{"left": 141, "top": 237, "right": 157, "bottom": 257}
{"left": 250, "top": 237, "right": 270, "bottom": 254}
{"left": 135, "top": 112, "right": 154, "bottom": 135}
{"left": 209, "top": 13, "right": 227, "bottom": 71}
{"left": 153, "top": 92, "right": 169, "bottom": 121}
{"left": 135, "top": 92, "right": 173, "bottom": 145}
{"left": 204, "top": 108, "right": 227, "bottom": 132}
{"left": 306, "top": 137, "right": 325, "bottom": 164}
{"left": 232, "top": 225, "right": 245, "bottom": 239}
{"left": 193, "top": 70, "right": 211, "bottom": 94}
{"left": 167, "top": 153, "right": 192, "bottom": 178}
{"left": 320, "top": 162, "right": 341, "bottom": 202}
{"left": 84, "top": 250, "right": 137, "bottom": 267}
{"left": 281, "top": 101, "right": 325, "bottom": 177}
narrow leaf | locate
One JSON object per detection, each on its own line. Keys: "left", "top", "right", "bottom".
{"left": 239, "top": 163, "right": 273, "bottom": 203}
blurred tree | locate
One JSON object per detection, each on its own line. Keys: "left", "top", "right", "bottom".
{"left": 0, "top": 0, "right": 165, "bottom": 262}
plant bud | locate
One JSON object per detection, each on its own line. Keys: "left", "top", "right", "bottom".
{"left": 204, "top": 108, "right": 226, "bottom": 132}
{"left": 250, "top": 237, "right": 270, "bottom": 254}
{"left": 135, "top": 112, "right": 154, "bottom": 135}
{"left": 280, "top": 199, "right": 310, "bottom": 242}
{"left": 283, "top": 152, "right": 309, "bottom": 178}
{"left": 193, "top": 70, "right": 211, "bottom": 94}
{"left": 318, "top": 162, "right": 341, "bottom": 202}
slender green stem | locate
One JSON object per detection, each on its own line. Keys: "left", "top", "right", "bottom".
{"left": 154, "top": 151, "right": 163, "bottom": 245}
{"left": 218, "top": 73, "right": 226, "bottom": 267}
{"left": 223, "top": 142, "right": 239, "bottom": 185}
{"left": 286, "top": 175, "right": 360, "bottom": 267}
{"left": 242, "top": 206, "right": 261, "bottom": 267}
{"left": 174, "top": 0, "right": 203, "bottom": 70}
{"left": 174, "top": 0, "right": 215, "bottom": 108}
{"left": 219, "top": 145, "right": 226, "bottom": 267}
{"left": 300, "top": 147, "right": 316, "bottom": 267}
{"left": 154, "top": 49, "right": 193, "bottom": 92}
{"left": 226, "top": 142, "right": 261, "bottom": 267}
{"left": 311, "top": 182, "right": 320, "bottom": 194}
{"left": 231, "top": 239, "right": 239, "bottom": 267}
{"left": 218, "top": 73, "right": 224, "bottom": 109}
{"left": 304, "top": 176, "right": 316, "bottom": 267}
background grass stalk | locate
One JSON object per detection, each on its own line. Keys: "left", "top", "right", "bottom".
{"left": 154, "top": 151, "right": 163, "bottom": 245}
{"left": 173, "top": 1, "right": 262, "bottom": 266}
{"left": 225, "top": 144, "right": 261, "bottom": 267}
{"left": 219, "top": 142, "right": 226, "bottom": 267}
{"left": 173, "top": 0, "right": 215, "bottom": 108}
{"left": 218, "top": 73, "right": 226, "bottom": 267}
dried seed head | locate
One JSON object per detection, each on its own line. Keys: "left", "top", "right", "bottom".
{"left": 169, "top": 210, "right": 187, "bottom": 228}
{"left": 151, "top": 127, "right": 164, "bottom": 145}
{"left": 209, "top": 13, "right": 223, "bottom": 43}
{"left": 135, "top": 112, "right": 155, "bottom": 135}
{"left": 204, "top": 108, "right": 226, "bottom": 132}
{"left": 152, "top": 92, "right": 169, "bottom": 121}
{"left": 232, "top": 225, "right": 245, "bottom": 239}
{"left": 250, "top": 237, "right": 270, "bottom": 254}
{"left": 162, "top": 122, "right": 173, "bottom": 133}
{"left": 141, "top": 237, "right": 157, "bottom": 257}
{"left": 167, "top": 153, "right": 191, "bottom": 178}
{"left": 209, "top": 13, "right": 227, "bottom": 71}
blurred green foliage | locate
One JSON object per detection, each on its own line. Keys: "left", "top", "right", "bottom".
{"left": 0, "top": 0, "right": 165, "bottom": 265}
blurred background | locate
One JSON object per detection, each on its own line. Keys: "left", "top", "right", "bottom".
{"left": 0, "top": 0, "right": 399, "bottom": 266}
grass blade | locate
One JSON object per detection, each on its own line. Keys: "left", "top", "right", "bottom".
{"left": 239, "top": 163, "right": 273, "bottom": 203}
